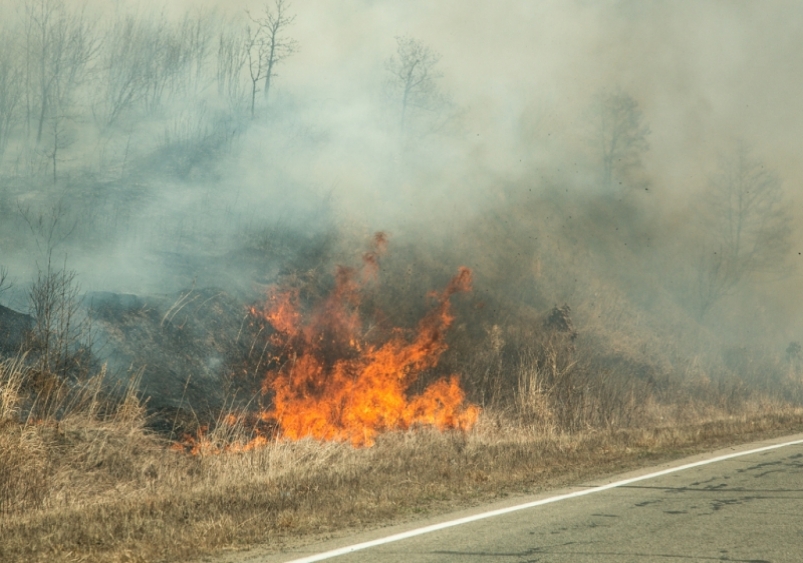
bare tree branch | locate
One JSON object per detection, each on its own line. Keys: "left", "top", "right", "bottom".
{"left": 385, "top": 36, "right": 452, "bottom": 138}
{"left": 695, "top": 142, "right": 793, "bottom": 317}
{"left": 17, "top": 200, "right": 78, "bottom": 258}
{"left": 22, "top": 0, "right": 99, "bottom": 144}
{"left": 0, "top": 266, "right": 11, "bottom": 298}
{"left": 0, "top": 31, "right": 23, "bottom": 161}
{"left": 254, "top": 0, "right": 298, "bottom": 102}
{"left": 216, "top": 21, "right": 248, "bottom": 112}
{"left": 587, "top": 90, "right": 651, "bottom": 191}
{"left": 243, "top": 22, "right": 267, "bottom": 118}
{"left": 243, "top": 0, "right": 298, "bottom": 117}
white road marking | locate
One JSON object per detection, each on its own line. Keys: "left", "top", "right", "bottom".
{"left": 280, "top": 437, "right": 803, "bottom": 562}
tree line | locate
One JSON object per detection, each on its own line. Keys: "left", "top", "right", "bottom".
{"left": 0, "top": 0, "right": 455, "bottom": 181}
{"left": 584, "top": 90, "right": 793, "bottom": 318}
{"left": 0, "top": 0, "right": 794, "bottom": 322}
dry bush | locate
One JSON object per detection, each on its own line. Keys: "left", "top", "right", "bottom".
{"left": 0, "top": 357, "right": 24, "bottom": 423}
{"left": 460, "top": 308, "right": 659, "bottom": 434}
{"left": 0, "top": 361, "right": 51, "bottom": 517}
{"left": 0, "top": 359, "right": 169, "bottom": 517}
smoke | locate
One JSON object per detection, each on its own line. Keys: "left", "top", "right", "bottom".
{"left": 0, "top": 0, "right": 802, "bottom": 352}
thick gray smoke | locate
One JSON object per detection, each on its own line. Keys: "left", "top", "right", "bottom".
{"left": 0, "top": 0, "right": 801, "bottom": 350}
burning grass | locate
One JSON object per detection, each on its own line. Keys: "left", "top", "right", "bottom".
{"left": 250, "top": 259, "right": 478, "bottom": 447}
{"left": 176, "top": 234, "right": 480, "bottom": 452}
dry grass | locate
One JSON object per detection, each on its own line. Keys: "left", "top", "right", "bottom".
{"left": 3, "top": 358, "right": 803, "bottom": 563}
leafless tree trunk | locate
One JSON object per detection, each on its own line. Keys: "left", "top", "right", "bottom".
{"left": 244, "top": 24, "right": 267, "bottom": 119}
{"left": 242, "top": 1, "right": 298, "bottom": 117}
{"left": 216, "top": 25, "right": 248, "bottom": 113}
{"left": 0, "top": 266, "right": 11, "bottom": 299}
{"left": 46, "top": 112, "right": 73, "bottom": 184}
{"left": 385, "top": 36, "right": 449, "bottom": 138}
{"left": 95, "top": 15, "right": 148, "bottom": 128}
{"left": 586, "top": 90, "right": 650, "bottom": 191}
{"left": 22, "top": 0, "right": 97, "bottom": 145}
{"left": 177, "top": 12, "right": 212, "bottom": 96}
{"left": 695, "top": 142, "right": 793, "bottom": 318}
{"left": 19, "top": 203, "right": 86, "bottom": 376}
{"left": 0, "top": 32, "right": 23, "bottom": 162}
{"left": 253, "top": 0, "right": 297, "bottom": 103}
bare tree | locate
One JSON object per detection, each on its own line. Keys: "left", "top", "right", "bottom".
{"left": 18, "top": 201, "right": 77, "bottom": 262}
{"left": 586, "top": 90, "right": 650, "bottom": 190}
{"left": 94, "top": 15, "right": 149, "bottom": 128}
{"left": 216, "top": 24, "right": 248, "bottom": 113}
{"left": 138, "top": 18, "right": 174, "bottom": 112}
{"left": 97, "top": 12, "right": 212, "bottom": 127}
{"left": 19, "top": 202, "right": 86, "bottom": 376}
{"left": 175, "top": 12, "right": 212, "bottom": 96}
{"left": 385, "top": 36, "right": 447, "bottom": 136}
{"left": 28, "top": 257, "right": 83, "bottom": 375}
{"left": 22, "top": 0, "right": 97, "bottom": 144}
{"left": 45, "top": 109, "right": 74, "bottom": 183}
{"left": 0, "top": 266, "right": 11, "bottom": 299}
{"left": 695, "top": 143, "right": 793, "bottom": 318}
{"left": 244, "top": 23, "right": 268, "bottom": 119}
{"left": 242, "top": 0, "right": 298, "bottom": 117}
{"left": 122, "top": 14, "right": 206, "bottom": 114}
{"left": 0, "top": 31, "right": 23, "bottom": 162}
{"left": 251, "top": 0, "right": 297, "bottom": 103}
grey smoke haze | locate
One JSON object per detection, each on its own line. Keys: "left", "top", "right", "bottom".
{"left": 0, "top": 0, "right": 802, "bottom": 345}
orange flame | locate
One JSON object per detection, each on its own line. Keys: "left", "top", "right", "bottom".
{"left": 249, "top": 235, "right": 479, "bottom": 447}
{"left": 171, "top": 234, "right": 479, "bottom": 453}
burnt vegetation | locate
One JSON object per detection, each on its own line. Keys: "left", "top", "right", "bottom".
{"left": 0, "top": 1, "right": 803, "bottom": 562}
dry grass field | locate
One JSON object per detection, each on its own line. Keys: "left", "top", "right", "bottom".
{"left": 3, "top": 357, "right": 803, "bottom": 563}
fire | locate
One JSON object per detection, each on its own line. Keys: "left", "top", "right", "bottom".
{"left": 170, "top": 233, "right": 479, "bottom": 453}
{"left": 248, "top": 233, "right": 479, "bottom": 447}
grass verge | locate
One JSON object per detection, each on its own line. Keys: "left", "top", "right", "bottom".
{"left": 2, "top": 356, "right": 803, "bottom": 563}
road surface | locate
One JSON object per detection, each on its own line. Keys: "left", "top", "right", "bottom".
{"left": 256, "top": 434, "right": 803, "bottom": 563}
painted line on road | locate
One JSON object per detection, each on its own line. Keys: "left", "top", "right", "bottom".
{"left": 281, "top": 436, "right": 803, "bottom": 562}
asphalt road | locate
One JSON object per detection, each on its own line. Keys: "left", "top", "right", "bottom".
{"left": 259, "top": 435, "right": 803, "bottom": 563}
